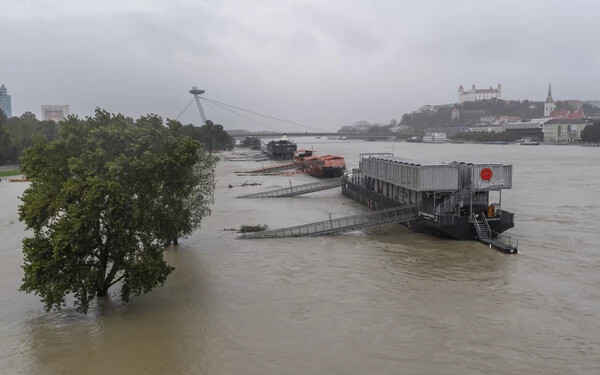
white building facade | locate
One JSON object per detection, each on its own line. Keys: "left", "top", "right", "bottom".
{"left": 41, "top": 105, "right": 70, "bottom": 122}
{"left": 458, "top": 84, "right": 502, "bottom": 103}
{"left": 542, "top": 119, "right": 590, "bottom": 143}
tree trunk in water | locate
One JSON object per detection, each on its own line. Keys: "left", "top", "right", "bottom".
{"left": 172, "top": 238, "right": 178, "bottom": 245}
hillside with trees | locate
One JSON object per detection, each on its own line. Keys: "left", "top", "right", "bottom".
{"left": 400, "top": 99, "right": 545, "bottom": 129}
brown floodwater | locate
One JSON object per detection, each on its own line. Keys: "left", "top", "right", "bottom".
{"left": 1, "top": 140, "right": 599, "bottom": 374}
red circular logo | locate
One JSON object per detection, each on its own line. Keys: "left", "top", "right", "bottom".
{"left": 480, "top": 168, "right": 493, "bottom": 181}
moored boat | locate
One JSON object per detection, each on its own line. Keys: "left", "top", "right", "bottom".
{"left": 520, "top": 138, "right": 540, "bottom": 145}
{"left": 293, "top": 150, "right": 347, "bottom": 178}
{"left": 261, "top": 134, "right": 297, "bottom": 159}
{"left": 305, "top": 155, "right": 346, "bottom": 178}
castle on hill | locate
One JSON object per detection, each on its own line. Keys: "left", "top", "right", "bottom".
{"left": 458, "top": 84, "right": 502, "bottom": 104}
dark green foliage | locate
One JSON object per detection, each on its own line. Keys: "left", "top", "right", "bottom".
{"left": 581, "top": 122, "right": 600, "bottom": 143}
{"left": 181, "top": 120, "right": 235, "bottom": 152}
{"left": 0, "top": 111, "right": 59, "bottom": 164}
{"left": 582, "top": 103, "right": 600, "bottom": 116}
{"left": 19, "top": 109, "right": 216, "bottom": 313}
{"left": 554, "top": 101, "right": 575, "bottom": 112}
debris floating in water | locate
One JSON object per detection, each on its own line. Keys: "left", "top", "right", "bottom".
{"left": 238, "top": 224, "right": 269, "bottom": 233}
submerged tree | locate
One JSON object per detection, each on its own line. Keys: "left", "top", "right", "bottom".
{"left": 19, "top": 109, "right": 216, "bottom": 313}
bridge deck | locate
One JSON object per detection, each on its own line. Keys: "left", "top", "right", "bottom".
{"left": 238, "top": 205, "right": 418, "bottom": 239}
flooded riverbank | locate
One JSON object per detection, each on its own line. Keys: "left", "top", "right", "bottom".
{"left": 1, "top": 139, "right": 599, "bottom": 374}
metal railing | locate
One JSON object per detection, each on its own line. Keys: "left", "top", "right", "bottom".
{"left": 239, "top": 204, "right": 419, "bottom": 239}
{"left": 472, "top": 212, "right": 490, "bottom": 240}
{"left": 238, "top": 180, "right": 343, "bottom": 198}
{"left": 437, "top": 186, "right": 472, "bottom": 215}
{"left": 481, "top": 214, "right": 492, "bottom": 239}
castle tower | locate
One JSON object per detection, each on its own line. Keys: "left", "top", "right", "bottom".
{"left": 544, "top": 82, "right": 555, "bottom": 117}
{"left": 458, "top": 85, "right": 464, "bottom": 103}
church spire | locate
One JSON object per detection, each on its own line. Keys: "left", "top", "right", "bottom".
{"left": 545, "top": 82, "right": 553, "bottom": 103}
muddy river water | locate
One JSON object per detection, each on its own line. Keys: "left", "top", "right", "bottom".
{"left": 1, "top": 139, "right": 599, "bottom": 374}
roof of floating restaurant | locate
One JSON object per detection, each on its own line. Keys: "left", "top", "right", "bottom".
{"left": 367, "top": 155, "right": 510, "bottom": 168}
{"left": 368, "top": 155, "right": 451, "bottom": 167}
{"left": 361, "top": 155, "right": 512, "bottom": 191}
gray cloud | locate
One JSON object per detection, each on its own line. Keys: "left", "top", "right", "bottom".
{"left": 1, "top": 0, "right": 599, "bottom": 131}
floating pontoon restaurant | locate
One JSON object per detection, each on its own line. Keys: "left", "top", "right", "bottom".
{"left": 343, "top": 153, "right": 515, "bottom": 241}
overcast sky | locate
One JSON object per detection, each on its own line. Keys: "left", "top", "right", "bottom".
{"left": 1, "top": 0, "right": 599, "bottom": 131}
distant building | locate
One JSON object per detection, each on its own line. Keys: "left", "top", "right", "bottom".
{"left": 0, "top": 84, "right": 12, "bottom": 118}
{"left": 458, "top": 84, "right": 502, "bottom": 103}
{"left": 353, "top": 121, "right": 372, "bottom": 133}
{"left": 390, "top": 125, "right": 414, "bottom": 134}
{"left": 542, "top": 119, "right": 590, "bottom": 143}
{"left": 422, "top": 133, "right": 447, "bottom": 143}
{"left": 41, "top": 105, "right": 70, "bottom": 122}
{"left": 480, "top": 115, "right": 497, "bottom": 124}
{"left": 451, "top": 108, "right": 460, "bottom": 120}
{"left": 549, "top": 108, "right": 585, "bottom": 120}
{"left": 502, "top": 122, "right": 545, "bottom": 140}
{"left": 467, "top": 126, "right": 503, "bottom": 133}
{"left": 497, "top": 115, "right": 522, "bottom": 124}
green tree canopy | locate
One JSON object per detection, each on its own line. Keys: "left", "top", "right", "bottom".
{"left": 19, "top": 109, "right": 216, "bottom": 313}
{"left": 581, "top": 122, "right": 600, "bottom": 143}
{"left": 181, "top": 120, "right": 235, "bottom": 153}
{"left": 0, "top": 111, "right": 59, "bottom": 164}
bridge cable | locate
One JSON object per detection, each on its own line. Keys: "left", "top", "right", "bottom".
{"left": 199, "top": 96, "right": 326, "bottom": 132}
{"left": 175, "top": 97, "right": 195, "bottom": 121}
{"left": 203, "top": 99, "right": 282, "bottom": 132}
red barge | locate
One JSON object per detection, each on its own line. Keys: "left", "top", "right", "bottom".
{"left": 294, "top": 150, "right": 346, "bottom": 178}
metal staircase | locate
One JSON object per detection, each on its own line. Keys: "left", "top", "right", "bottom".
{"left": 238, "top": 180, "right": 343, "bottom": 198}
{"left": 472, "top": 213, "right": 518, "bottom": 254}
{"left": 239, "top": 204, "right": 418, "bottom": 239}
{"left": 472, "top": 213, "right": 491, "bottom": 240}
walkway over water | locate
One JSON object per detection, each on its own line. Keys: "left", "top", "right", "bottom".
{"left": 236, "top": 162, "right": 298, "bottom": 174}
{"left": 238, "top": 180, "right": 343, "bottom": 198}
{"left": 238, "top": 205, "right": 418, "bottom": 239}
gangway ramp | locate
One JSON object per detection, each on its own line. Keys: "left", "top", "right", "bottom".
{"left": 239, "top": 205, "right": 418, "bottom": 239}
{"left": 238, "top": 180, "right": 343, "bottom": 198}
{"left": 236, "top": 162, "right": 298, "bottom": 174}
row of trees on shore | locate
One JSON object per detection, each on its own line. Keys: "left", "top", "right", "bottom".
{"left": 0, "top": 109, "right": 234, "bottom": 165}
{"left": 17, "top": 109, "right": 220, "bottom": 313}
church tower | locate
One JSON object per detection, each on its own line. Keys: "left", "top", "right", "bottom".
{"left": 544, "top": 83, "right": 555, "bottom": 117}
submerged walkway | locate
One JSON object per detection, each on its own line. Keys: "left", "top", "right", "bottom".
{"left": 238, "top": 205, "right": 418, "bottom": 239}
{"left": 236, "top": 162, "right": 298, "bottom": 174}
{"left": 238, "top": 180, "right": 343, "bottom": 198}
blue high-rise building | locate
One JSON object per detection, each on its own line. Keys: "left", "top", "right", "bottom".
{"left": 0, "top": 84, "right": 12, "bottom": 118}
